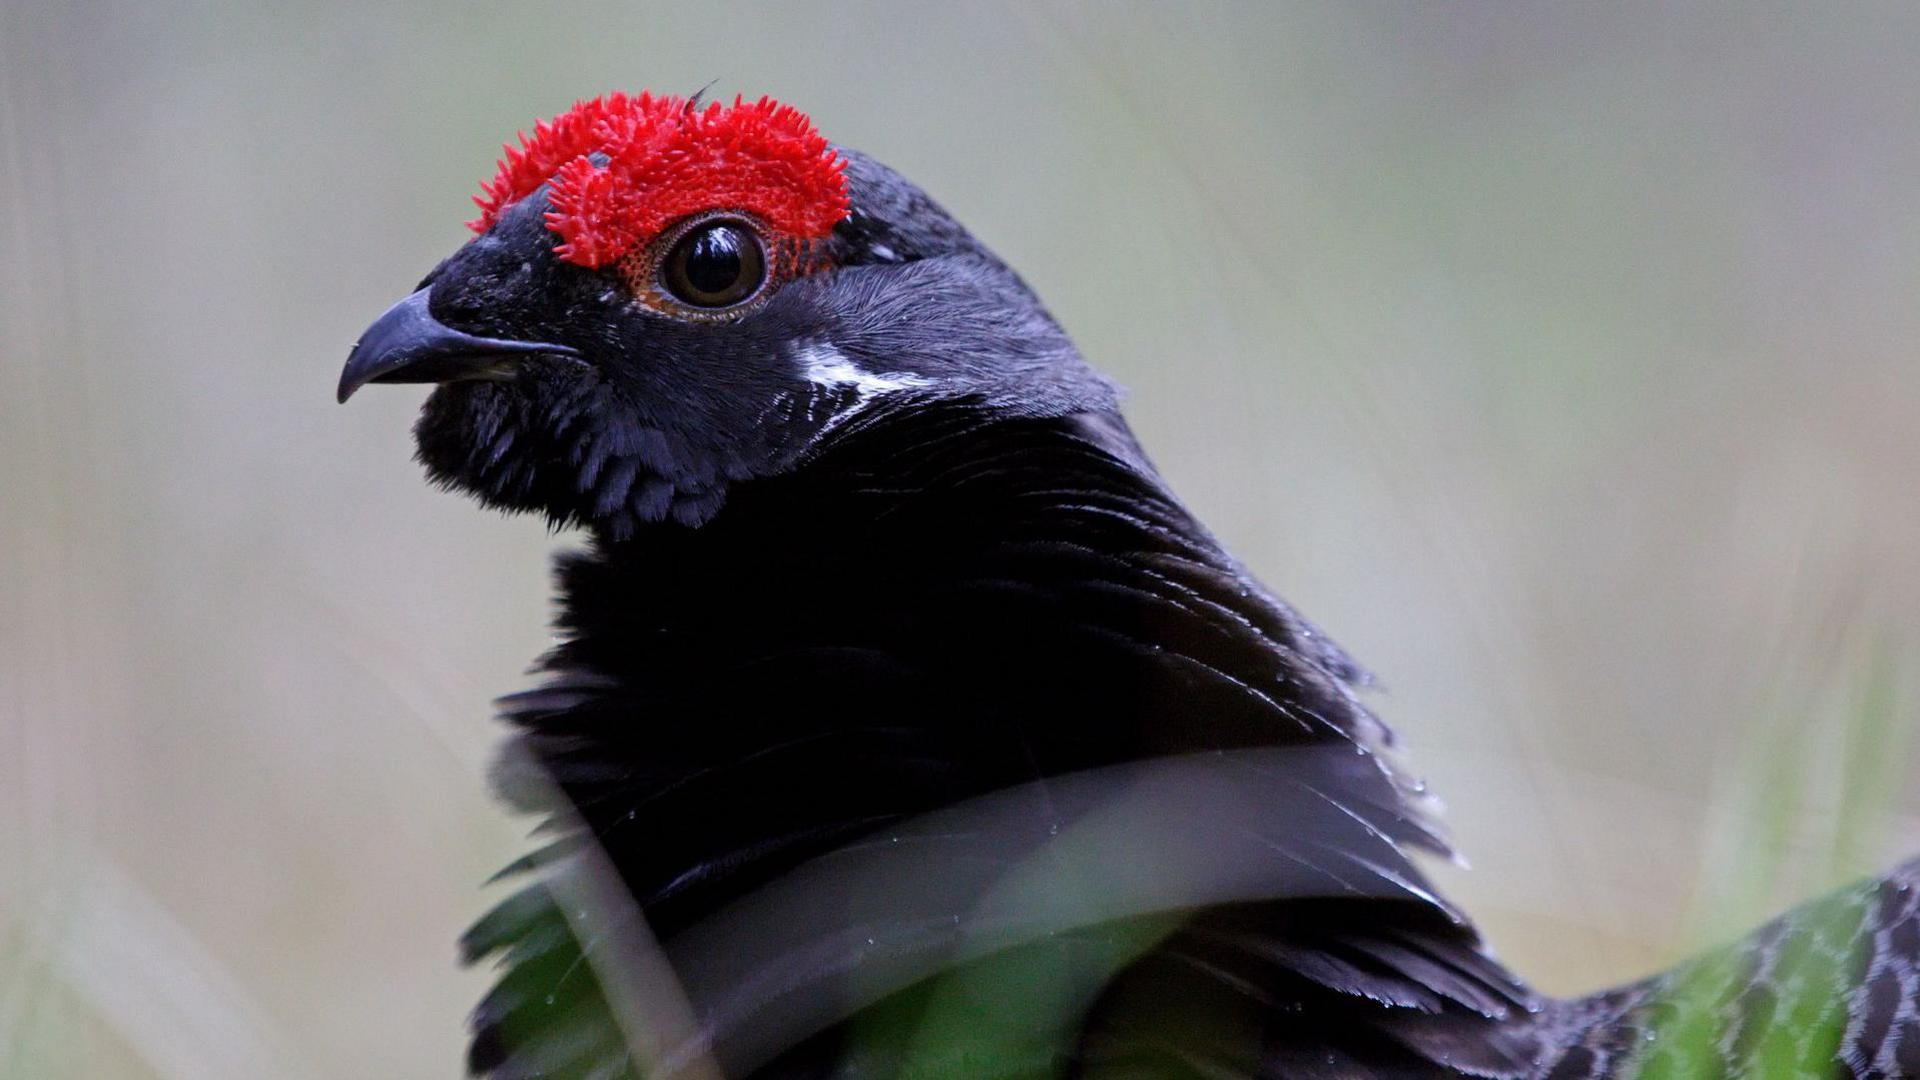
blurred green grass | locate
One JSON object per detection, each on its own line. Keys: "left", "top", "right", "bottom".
{"left": 1640, "top": 641, "right": 1909, "bottom": 1076}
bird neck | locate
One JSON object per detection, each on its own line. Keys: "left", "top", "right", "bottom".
{"left": 508, "top": 404, "right": 1437, "bottom": 935}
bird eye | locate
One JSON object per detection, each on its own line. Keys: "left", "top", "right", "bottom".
{"left": 661, "top": 220, "right": 767, "bottom": 309}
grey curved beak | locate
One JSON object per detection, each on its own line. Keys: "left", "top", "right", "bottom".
{"left": 337, "top": 289, "right": 579, "bottom": 403}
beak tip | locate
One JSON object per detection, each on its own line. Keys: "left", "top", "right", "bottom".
{"left": 336, "top": 337, "right": 377, "bottom": 402}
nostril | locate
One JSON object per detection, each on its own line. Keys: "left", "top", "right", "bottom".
{"left": 426, "top": 288, "right": 491, "bottom": 333}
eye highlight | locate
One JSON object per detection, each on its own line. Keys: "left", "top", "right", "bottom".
{"left": 660, "top": 219, "right": 767, "bottom": 309}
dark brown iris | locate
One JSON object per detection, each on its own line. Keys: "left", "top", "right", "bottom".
{"left": 661, "top": 220, "right": 767, "bottom": 308}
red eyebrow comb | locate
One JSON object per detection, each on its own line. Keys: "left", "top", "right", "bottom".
{"left": 469, "top": 92, "right": 850, "bottom": 269}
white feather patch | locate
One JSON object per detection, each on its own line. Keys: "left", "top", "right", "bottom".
{"left": 790, "top": 343, "right": 930, "bottom": 439}
{"left": 798, "top": 344, "right": 929, "bottom": 398}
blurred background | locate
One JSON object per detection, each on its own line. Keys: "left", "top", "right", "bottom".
{"left": 4, "top": 2, "right": 1918, "bottom": 1075}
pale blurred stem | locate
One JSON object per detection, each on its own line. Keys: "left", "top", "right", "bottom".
{"left": 1830, "top": 642, "right": 1909, "bottom": 882}
{"left": 538, "top": 820, "right": 727, "bottom": 1080}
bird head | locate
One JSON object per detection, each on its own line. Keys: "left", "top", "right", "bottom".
{"left": 339, "top": 92, "right": 1114, "bottom": 534}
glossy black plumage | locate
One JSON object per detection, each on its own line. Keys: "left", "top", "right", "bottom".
{"left": 462, "top": 404, "right": 1536, "bottom": 1077}
{"left": 344, "top": 135, "right": 1920, "bottom": 1079}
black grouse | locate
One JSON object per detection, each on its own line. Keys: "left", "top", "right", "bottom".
{"left": 337, "top": 92, "right": 1920, "bottom": 1079}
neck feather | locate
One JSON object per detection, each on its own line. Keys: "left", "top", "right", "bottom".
{"left": 497, "top": 405, "right": 1439, "bottom": 933}
{"left": 471, "top": 404, "right": 1544, "bottom": 1077}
